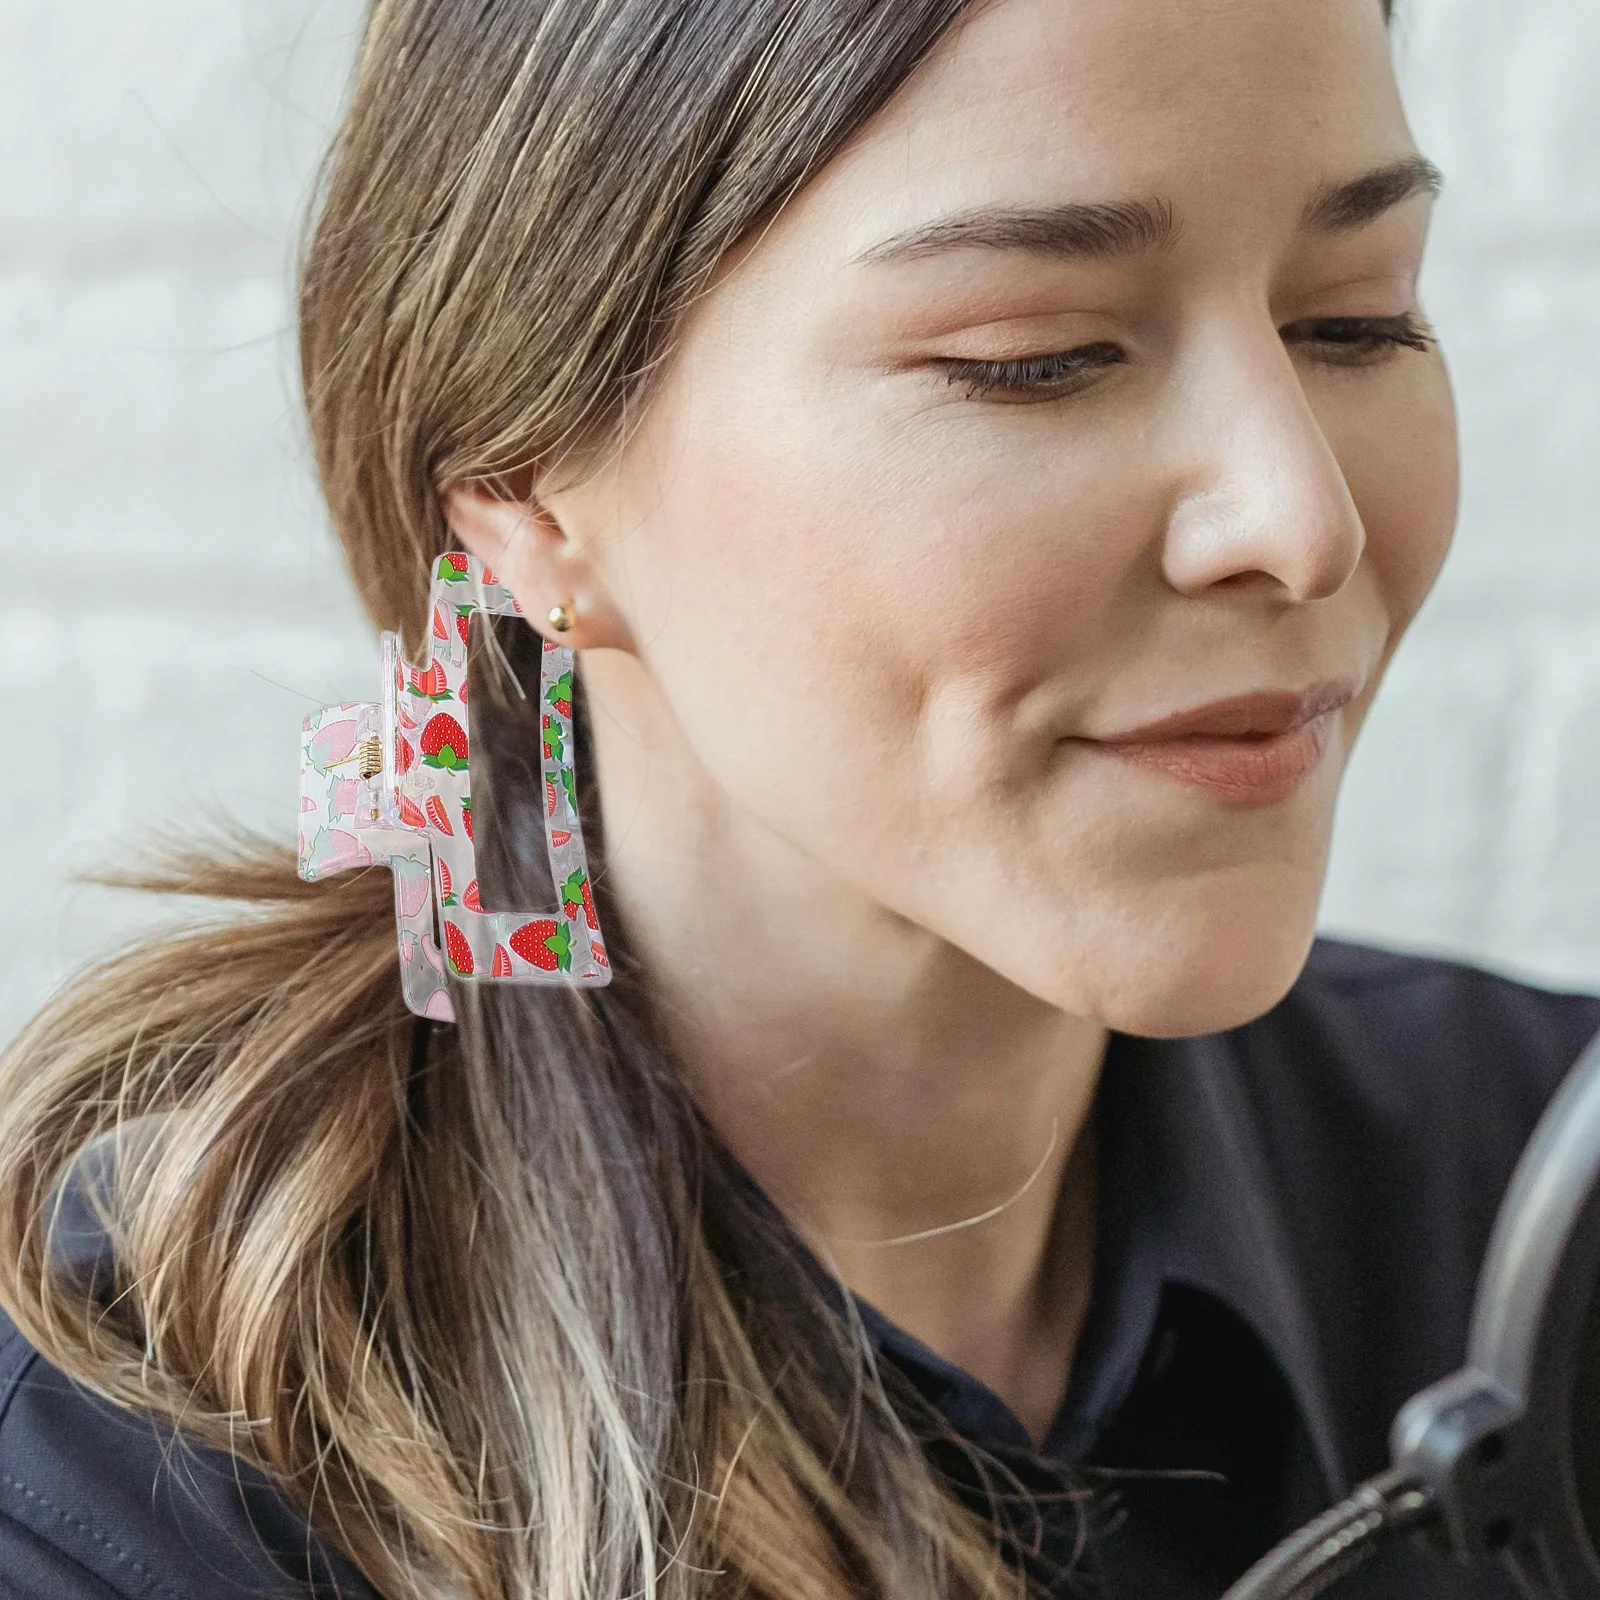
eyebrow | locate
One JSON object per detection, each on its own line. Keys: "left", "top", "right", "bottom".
{"left": 856, "top": 198, "right": 1177, "bottom": 265}
{"left": 1301, "top": 154, "right": 1443, "bottom": 231}
{"left": 854, "top": 155, "right": 1443, "bottom": 267}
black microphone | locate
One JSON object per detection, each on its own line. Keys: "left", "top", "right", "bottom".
{"left": 1223, "top": 1026, "right": 1600, "bottom": 1600}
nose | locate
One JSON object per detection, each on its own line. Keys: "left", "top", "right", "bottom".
{"left": 1161, "top": 332, "right": 1366, "bottom": 604}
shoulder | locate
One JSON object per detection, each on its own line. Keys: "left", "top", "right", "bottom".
{"left": 1233, "top": 934, "right": 1600, "bottom": 1230}
{"left": 1251, "top": 935, "right": 1600, "bottom": 1141}
{"left": 0, "top": 1307, "right": 378, "bottom": 1599}
{"left": 1226, "top": 938, "right": 1600, "bottom": 1446}
{"left": 1298, "top": 932, "right": 1600, "bottom": 1046}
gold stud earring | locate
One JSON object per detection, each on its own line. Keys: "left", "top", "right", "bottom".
{"left": 547, "top": 601, "right": 575, "bottom": 633}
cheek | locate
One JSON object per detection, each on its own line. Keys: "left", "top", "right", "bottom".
{"left": 600, "top": 352, "right": 1454, "bottom": 1040}
{"left": 1337, "top": 358, "right": 1461, "bottom": 634}
{"left": 616, "top": 377, "right": 1161, "bottom": 832}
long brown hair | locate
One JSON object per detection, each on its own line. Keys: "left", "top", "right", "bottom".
{"left": 0, "top": 0, "right": 1401, "bottom": 1592}
{"left": 0, "top": 2, "right": 1058, "bottom": 1596}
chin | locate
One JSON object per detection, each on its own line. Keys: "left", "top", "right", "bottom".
{"left": 1018, "top": 884, "right": 1324, "bottom": 1041}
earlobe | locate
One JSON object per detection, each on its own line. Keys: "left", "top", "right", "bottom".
{"left": 441, "top": 483, "right": 634, "bottom": 652}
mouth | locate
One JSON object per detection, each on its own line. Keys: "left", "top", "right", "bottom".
{"left": 1074, "top": 681, "right": 1358, "bottom": 806}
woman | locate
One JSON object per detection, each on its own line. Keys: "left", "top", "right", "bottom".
{"left": 0, "top": 0, "right": 1594, "bottom": 1595}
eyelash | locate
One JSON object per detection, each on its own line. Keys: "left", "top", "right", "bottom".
{"left": 937, "top": 313, "right": 1437, "bottom": 402}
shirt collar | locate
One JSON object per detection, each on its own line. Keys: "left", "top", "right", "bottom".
{"left": 857, "top": 1024, "right": 1351, "bottom": 1501}
{"left": 1088, "top": 1027, "right": 1349, "bottom": 1496}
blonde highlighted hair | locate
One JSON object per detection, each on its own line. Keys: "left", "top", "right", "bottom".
{"left": 0, "top": 1, "right": 1046, "bottom": 1594}
{"left": 0, "top": 0, "right": 1399, "bottom": 1590}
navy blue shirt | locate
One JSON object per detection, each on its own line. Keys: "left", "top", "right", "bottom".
{"left": 0, "top": 938, "right": 1596, "bottom": 1598}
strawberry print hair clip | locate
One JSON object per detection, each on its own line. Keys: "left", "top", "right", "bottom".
{"left": 297, "top": 552, "right": 610, "bottom": 1022}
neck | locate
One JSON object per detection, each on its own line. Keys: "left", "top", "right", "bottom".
{"left": 587, "top": 661, "right": 1109, "bottom": 1441}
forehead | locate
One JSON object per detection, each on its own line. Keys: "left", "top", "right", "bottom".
{"left": 795, "top": 0, "right": 1411, "bottom": 254}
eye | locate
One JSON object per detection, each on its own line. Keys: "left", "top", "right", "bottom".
{"left": 934, "top": 341, "right": 1129, "bottom": 403}
{"left": 1282, "top": 311, "right": 1437, "bottom": 367}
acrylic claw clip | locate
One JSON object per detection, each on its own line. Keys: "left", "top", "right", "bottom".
{"left": 297, "top": 553, "right": 610, "bottom": 1022}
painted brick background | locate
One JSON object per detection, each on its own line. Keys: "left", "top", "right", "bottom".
{"left": 1, "top": 0, "right": 1597, "bottom": 1047}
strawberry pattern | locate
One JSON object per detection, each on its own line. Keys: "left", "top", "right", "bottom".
{"left": 546, "top": 670, "right": 574, "bottom": 719}
{"left": 560, "top": 869, "right": 598, "bottom": 930}
{"left": 424, "top": 794, "right": 454, "bottom": 836}
{"left": 509, "top": 918, "right": 572, "bottom": 972}
{"left": 297, "top": 551, "right": 610, "bottom": 1021}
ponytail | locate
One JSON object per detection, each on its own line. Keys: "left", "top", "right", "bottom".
{"left": 0, "top": 0, "right": 1059, "bottom": 1590}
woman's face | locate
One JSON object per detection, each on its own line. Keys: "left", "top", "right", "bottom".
{"left": 536, "top": 0, "right": 1457, "bottom": 1038}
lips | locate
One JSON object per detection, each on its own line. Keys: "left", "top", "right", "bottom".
{"left": 1078, "top": 681, "right": 1356, "bottom": 806}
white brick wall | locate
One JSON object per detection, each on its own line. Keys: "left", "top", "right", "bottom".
{"left": 2, "top": 0, "right": 1598, "bottom": 1047}
{"left": 0, "top": 0, "right": 373, "bottom": 1044}
{"left": 1322, "top": 0, "right": 1600, "bottom": 987}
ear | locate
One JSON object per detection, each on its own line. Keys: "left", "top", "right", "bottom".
{"left": 442, "top": 481, "right": 636, "bottom": 653}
